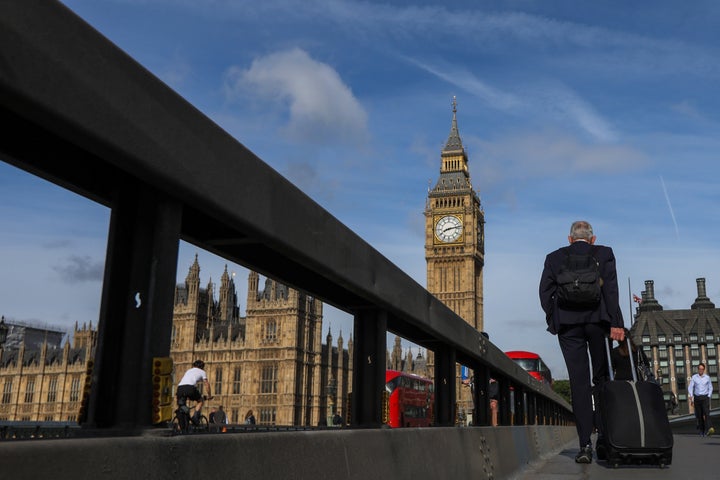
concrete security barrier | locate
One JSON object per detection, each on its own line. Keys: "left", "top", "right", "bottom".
{"left": 1, "top": 425, "right": 576, "bottom": 479}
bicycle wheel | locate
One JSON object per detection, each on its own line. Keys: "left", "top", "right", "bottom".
{"left": 192, "top": 415, "right": 209, "bottom": 433}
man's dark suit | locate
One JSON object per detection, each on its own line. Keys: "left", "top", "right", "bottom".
{"left": 539, "top": 240, "right": 624, "bottom": 448}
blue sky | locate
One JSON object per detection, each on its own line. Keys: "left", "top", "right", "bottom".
{"left": 3, "top": 0, "right": 720, "bottom": 379}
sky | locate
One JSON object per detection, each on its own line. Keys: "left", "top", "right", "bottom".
{"left": 3, "top": 0, "right": 720, "bottom": 380}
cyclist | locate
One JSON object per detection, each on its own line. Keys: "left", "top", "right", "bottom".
{"left": 176, "top": 360, "right": 212, "bottom": 425}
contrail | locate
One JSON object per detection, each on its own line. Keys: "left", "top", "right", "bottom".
{"left": 659, "top": 175, "right": 679, "bottom": 239}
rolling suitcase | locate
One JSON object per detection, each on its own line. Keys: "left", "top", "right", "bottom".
{"left": 599, "top": 337, "right": 673, "bottom": 468}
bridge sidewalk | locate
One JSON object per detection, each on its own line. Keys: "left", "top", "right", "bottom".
{"left": 515, "top": 433, "right": 718, "bottom": 479}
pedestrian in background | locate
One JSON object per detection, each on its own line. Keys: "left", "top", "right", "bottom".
{"left": 689, "top": 363, "right": 714, "bottom": 436}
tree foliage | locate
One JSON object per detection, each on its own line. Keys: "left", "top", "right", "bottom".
{"left": 552, "top": 379, "right": 571, "bottom": 404}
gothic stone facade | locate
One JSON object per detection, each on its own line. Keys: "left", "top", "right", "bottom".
{"left": 171, "top": 257, "right": 351, "bottom": 426}
{"left": 631, "top": 278, "right": 720, "bottom": 415}
{"left": 0, "top": 322, "right": 95, "bottom": 422}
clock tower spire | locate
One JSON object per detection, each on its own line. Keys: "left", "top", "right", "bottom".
{"left": 425, "top": 98, "right": 485, "bottom": 332}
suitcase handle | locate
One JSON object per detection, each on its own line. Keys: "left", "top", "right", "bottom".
{"left": 605, "top": 335, "right": 637, "bottom": 382}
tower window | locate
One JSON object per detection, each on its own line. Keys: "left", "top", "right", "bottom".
{"left": 24, "top": 377, "right": 35, "bottom": 403}
{"left": 215, "top": 367, "right": 223, "bottom": 395}
{"left": 47, "top": 376, "right": 58, "bottom": 403}
{"left": 233, "top": 367, "right": 242, "bottom": 394}
{"left": 261, "top": 364, "right": 278, "bottom": 394}
{"left": 259, "top": 407, "right": 277, "bottom": 425}
{"left": 264, "top": 319, "right": 278, "bottom": 342}
{"left": 2, "top": 379, "right": 12, "bottom": 404}
{"left": 69, "top": 377, "right": 81, "bottom": 402}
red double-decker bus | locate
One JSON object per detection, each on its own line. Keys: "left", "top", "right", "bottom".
{"left": 384, "top": 370, "right": 434, "bottom": 428}
{"left": 505, "top": 351, "right": 553, "bottom": 385}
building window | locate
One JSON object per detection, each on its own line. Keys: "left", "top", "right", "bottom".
{"left": 691, "top": 345, "right": 699, "bottom": 358}
{"left": 44, "top": 415, "right": 54, "bottom": 422}
{"left": 259, "top": 407, "right": 277, "bottom": 425}
{"left": 47, "top": 376, "right": 58, "bottom": 403}
{"left": 24, "top": 377, "right": 35, "bottom": 403}
{"left": 2, "top": 379, "right": 12, "bottom": 404}
{"left": 673, "top": 334, "right": 682, "bottom": 343}
{"left": 706, "top": 332, "right": 715, "bottom": 342}
{"left": 642, "top": 335, "right": 650, "bottom": 344}
{"left": 690, "top": 333, "right": 698, "bottom": 342}
{"left": 708, "top": 345, "right": 717, "bottom": 358}
{"left": 264, "top": 319, "right": 278, "bottom": 342}
{"left": 674, "top": 346, "right": 683, "bottom": 358}
{"left": 260, "top": 364, "right": 278, "bottom": 394}
{"left": 215, "top": 367, "right": 223, "bottom": 395}
{"left": 232, "top": 367, "right": 242, "bottom": 394}
{"left": 69, "top": 377, "right": 81, "bottom": 402}
{"left": 658, "top": 334, "right": 666, "bottom": 343}
{"left": 708, "top": 359, "right": 717, "bottom": 375}
{"left": 231, "top": 409, "right": 239, "bottom": 423}
{"left": 659, "top": 346, "right": 668, "bottom": 359}
{"left": 675, "top": 360, "right": 684, "bottom": 368}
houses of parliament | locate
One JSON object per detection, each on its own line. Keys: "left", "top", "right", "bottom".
{"left": 0, "top": 102, "right": 488, "bottom": 425}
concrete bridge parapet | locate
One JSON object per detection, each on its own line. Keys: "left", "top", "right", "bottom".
{"left": 1, "top": 425, "right": 576, "bottom": 479}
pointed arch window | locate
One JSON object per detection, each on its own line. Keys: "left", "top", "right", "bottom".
{"left": 264, "top": 318, "right": 278, "bottom": 342}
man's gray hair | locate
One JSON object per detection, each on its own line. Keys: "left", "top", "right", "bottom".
{"left": 570, "top": 221, "right": 594, "bottom": 241}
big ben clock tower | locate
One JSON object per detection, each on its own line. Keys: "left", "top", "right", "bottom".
{"left": 425, "top": 98, "right": 485, "bottom": 332}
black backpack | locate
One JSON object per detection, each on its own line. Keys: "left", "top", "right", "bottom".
{"left": 556, "top": 246, "right": 602, "bottom": 308}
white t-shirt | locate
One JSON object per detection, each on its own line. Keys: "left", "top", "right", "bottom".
{"left": 179, "top": 367, "right": 207, "bottom": 387}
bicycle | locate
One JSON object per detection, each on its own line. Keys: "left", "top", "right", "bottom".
{"left": 171, "top": 395, "right": 210, "bottom": 435}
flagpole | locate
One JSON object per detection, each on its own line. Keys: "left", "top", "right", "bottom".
{"left": 627, "top": 277, "right": 633, "bottom": 327}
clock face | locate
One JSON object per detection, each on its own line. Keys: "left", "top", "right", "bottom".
{"left": 435, "top": 215, "right": 463, "bottom": 243}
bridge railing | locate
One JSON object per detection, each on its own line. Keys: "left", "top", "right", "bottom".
{"left": 0, "top": 0, "right": 571, "bottom": 433}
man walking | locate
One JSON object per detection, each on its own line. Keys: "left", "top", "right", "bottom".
{"left": 689, "top": 363, "right": 714, "bottom": 436}
{"left": 540, "top": 220, "right": 625, "bottom": 463}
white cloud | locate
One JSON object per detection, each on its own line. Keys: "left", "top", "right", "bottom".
{"left": 404, "top": 57, "right": 523, "bottom": 111}
{"left": 403, "top": 57, "right": 616, "bottom": 142}
{"left": 476, "top": 129, "right": 648, "bottom": 185}
{"left": 533, "top": 82, "right": 617, "bottom": 142}
{"left": 223, "top": 48, "right": 368, "bottom": 145}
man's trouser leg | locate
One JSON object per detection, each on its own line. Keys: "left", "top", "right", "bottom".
{"left": 559, "top": 324, "right": 594, "bottom": 447}
{"left": 696, "top": 396, "right": 709, "bottom": 433}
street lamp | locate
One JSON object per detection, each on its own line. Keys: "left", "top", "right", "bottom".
{"left": 0, "top": 316, "right": 8, "bottom": 345}
{"left": 0, "top": 316, "right": 8, "bottom": 362}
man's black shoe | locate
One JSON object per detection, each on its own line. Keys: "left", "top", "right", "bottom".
{"left": 575, "top": 444, "right": 593, "bottom": 464}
